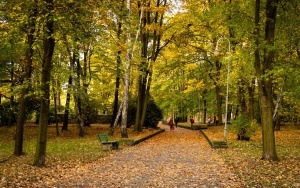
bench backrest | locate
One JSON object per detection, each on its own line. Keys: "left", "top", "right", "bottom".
{"left": 98, "top": 134, "right": 109, "bottom": 142}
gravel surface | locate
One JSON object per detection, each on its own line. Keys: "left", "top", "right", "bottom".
{"left": 45, "top": 124, "right": 242, "bottom": 188}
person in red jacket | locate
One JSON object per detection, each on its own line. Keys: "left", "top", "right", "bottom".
{"left": 190, "top": 117, "right": 194, "bottom": 126}
{"left": 169, "top": 118, "right": 174, "bottom": 130}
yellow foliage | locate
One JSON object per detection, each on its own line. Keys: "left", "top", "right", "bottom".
{"left": 183, "top": 79, "right": 204, "bottom": 94}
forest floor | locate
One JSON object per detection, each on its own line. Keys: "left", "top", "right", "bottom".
{"left": 0, "top": 122, "right": 300, "bottom": 187}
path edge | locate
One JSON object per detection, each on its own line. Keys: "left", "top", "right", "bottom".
{"left": 131, "top": 129, "right": 165, "bottom": 146}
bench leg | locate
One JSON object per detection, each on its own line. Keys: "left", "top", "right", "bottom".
{"left": 112, "top": 142, "right": 119, "bottom": 150}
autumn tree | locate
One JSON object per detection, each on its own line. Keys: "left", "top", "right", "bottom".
{"left": 33, "top": 0, "right": 55, "bottom": 166}
{"left": 13, "top": 0, "right": 38, "bottom": 156}
{"left": 135, "top": 0, "right": 171, "bottom": 132}
{"left": 253, "top": 0, "right": 281, "bottom": 161}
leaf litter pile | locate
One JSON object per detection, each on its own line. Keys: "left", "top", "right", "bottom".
{"left": 0, "top": 123, "right": 299, "bottom": 187}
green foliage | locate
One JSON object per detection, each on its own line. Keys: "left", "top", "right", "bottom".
{"left": 126, "top": 98, "right": 162, "bottom": 128}
{"left": 0, "top": 101, "right": 17, "bottom": 126}
{"left": 229, "top": 114, "right": 259, "bottom": 140}
{"left": 126, "top": 100, "right": 137, "bottom": 128}
{"left": 144, "top": 99, "right": 163, "bottom": 128}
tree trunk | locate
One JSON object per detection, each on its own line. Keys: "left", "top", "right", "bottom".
{"left": 209, "top": 58, "right": 223, "bottom": 125}
{"left": 135, "top": 0, "right": 167, "bottom": 131}
{"left": 135, "top": 74, "right": 146, "bottom": 132}
{"left": 62, "top": 75, "right": 72, "bottom": 131}
{"left": 121, "top": 57, "right": 130, "bottom": 138}
{"left": 8, "top": 61, "right": 15, "bottom": 127}
{"left": 120, "top": 0, "right": 132, "bottom": 138}
{"left": 108, "top": 102, "right": 123, "bottom": 136}
{"left": 14, "top": 1, "right": 37, "bottom": 156}
{"left": 82, "top": 50, "right": 92, "bottom": 127}
{"left": 202, "top": 99, "right": 207, "bottom": 124}
{"left": 134, "top": 1, "right": 148, "bottom": 132}
{"left": 273, "top": 77, "right": 286, "bottom": 131}
{"left": 110, "top": 22, "right": 122, "bottom": 128}
{"left": 33, "top": 0, "right": 55, "bottom": 166}
{"left": 238, "top": 80, "right": 247, "bottom": 113}
{"left": 52, "top": 79, "right": 59, "bottom": 136}
{"left": 247, "top": 79, "right": 255, "bottom": 121}
{"left": 62, "top": 52, "right": 75, "bottom": 131}
{"left": 75, "top": 52, "right": 85, "bottom": 136}
{"left": 254, "top": 0, "right": 278, "bottom": 161}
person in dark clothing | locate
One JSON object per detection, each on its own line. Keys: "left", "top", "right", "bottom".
{"left": 169, "top": 118, "right": 174, "bottom": 130}
{"left": 190, "top": 117, "right": 194, "bottom": 126}
{"left": 175, "top": 117, "right": 179, "bottom": 128}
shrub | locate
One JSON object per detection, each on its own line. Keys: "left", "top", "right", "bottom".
{"left": 144, "top": 99, "right": 163, "bottom": 128}
{"left": 229, "top": 114, "right": 259, "bottom": 140}
{"left": 125, "top": 98, "right": 162, "bottom": 128}
{"left": 0, "top": 102, "right": 17, "bottom": 126}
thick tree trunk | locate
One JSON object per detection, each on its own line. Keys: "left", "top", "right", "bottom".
{"left": 134, "top": 2, "right": 149, "bottom": 132}
{"left": 254, "top": 0, "right": 278, "bottom": 161}
{"left": 209, "top": 58, "right": 223, "bottom": 125}
{"left": 14, "top": 1, "right": 37, "bottom": 156}
{"left": 33, "top": 0, "right": 55, "bottom": 166}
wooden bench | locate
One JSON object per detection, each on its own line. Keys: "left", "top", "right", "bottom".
{"left": 97, "top": 134, "right": 119, "bottom": 151}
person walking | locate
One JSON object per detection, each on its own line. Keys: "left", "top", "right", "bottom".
{"left": 208, "top": 116, "right": 211, "bottom": 124}
{"left": 190, "top": 116, "right": 194, "bottom": 127}
{"left": 175, "top": 117, "right": 179, "bottom": 128}
{"left": 215, "top": 115, "right": 219, "bottom": 125}
{"left": 169, "top": 118, "right": 174, "bottom": 130}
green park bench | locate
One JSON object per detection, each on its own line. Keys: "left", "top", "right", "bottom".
{"left": 97, "top": 134, "right": 119, "bottom": 151}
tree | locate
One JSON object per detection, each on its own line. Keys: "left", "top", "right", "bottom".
{"left": 14, "top": 0, "right": 37, "bottom": 156}
{"left": 254, "top": 0, "right": 278, "bottom": 161}
{"left": 33, "top": 0, "right": 55, "bottom": 166}
{"left": 135, "top": 0, "right": 171, "bottom": 132}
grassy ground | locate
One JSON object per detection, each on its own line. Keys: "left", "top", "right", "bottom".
{"left": 0, "top": 123, "right": 160, "bottom": 162}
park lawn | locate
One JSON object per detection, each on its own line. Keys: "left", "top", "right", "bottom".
{"left": 0, "top": 123, "right": 159, "bottom": 162}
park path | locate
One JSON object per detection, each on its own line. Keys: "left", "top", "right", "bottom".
{"left": 46, "top": 124, "right": 242, "bottom": 188}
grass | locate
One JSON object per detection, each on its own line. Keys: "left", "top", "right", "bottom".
{"left": 0, "top": 123, "right": 159, "bottom": 164}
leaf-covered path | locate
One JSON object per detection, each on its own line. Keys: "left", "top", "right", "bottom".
{"left": 45, "top": 124, "right": 242, "bottom": 187}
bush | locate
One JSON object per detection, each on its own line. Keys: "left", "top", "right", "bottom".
{"left": 0, "top": 102, "right": 17, "bottom": 126}
{"left": 229, "top": 114, "right": 259, "bottom": 140}
{"left": 144, "top": 99, "right": 163, "bottom": 128}
{"left": 125, "top": 98, "right": 162, "bottom": 128}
